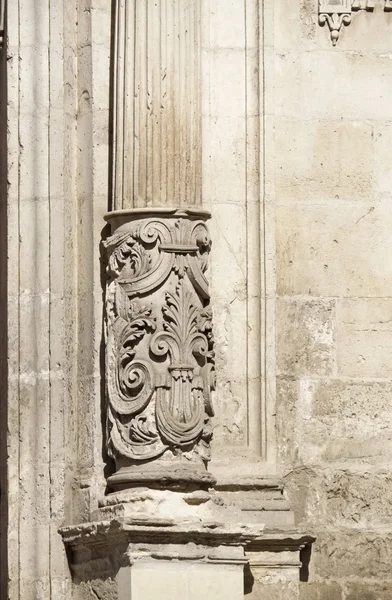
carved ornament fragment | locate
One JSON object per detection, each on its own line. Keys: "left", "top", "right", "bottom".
{"left": 104, "top": 210, "right": 216, "bottom": 490}
{"left": 318, "top": 0, "right": 377, "bottom": 45}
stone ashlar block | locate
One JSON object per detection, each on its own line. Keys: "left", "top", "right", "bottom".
{"left": 276, "top": 299, "right": 336, "bottom": 377}
{"left": 337, "top": 298, "right": 392, "bottom": 378}
{"left": 311, "top": 531, "right": 392, "bottom": 580}
{"left": 277, "top": 378, "right": 392, "bottom": 466}
{"left": 299, "top": 582, "right": 342, "bottom": 600}
{"left": 245, "top": 581, "right": 299, "bottom": 600}
{"left": 345, "top": 582, "right": 392, "bottom": 600}
{"left": 275, "top": 119, "right": 375, "bottom": 204}
{"left": 275, "top": 52, "right": 392, "bottom": 122}
{"left": 276, "top": 204, "right": 392, "bottom": 297}
{"left": 284, "top": 466, "right": 392, "bottom": 529}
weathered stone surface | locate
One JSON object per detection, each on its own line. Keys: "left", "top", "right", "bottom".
{"left": 273, "top": 6, "right": 392, "bottom": 596}
{"left": 75, "top": 580, "right": 118, "bottom": 600}
{"left": 246, "top": 582, "right": 299, "bottom": 600}
{"left": 276, "top": 52, "right": 392, "bottom": 122}
{"left": 284, "top": 467, "right": 392, "bottom": 529}
{"left": 277, "top": 203, "right": 392, "bottom": 298}
{"left": 276, "top": 377, "right": 299, "bottom": 467}
{"left": 277, "top": 378, "right": 392, "bottom": 466}
{"left": 345, "top": 582, "right": 392, "bottom": 600}
{"left": 337, "top": 299, "right": 392, "bottom": 378}
{"left": 299, "top": 582, "right": 342, "bottom": 600}
{"left": 276, "top": 299, "right": 336, "bottom": 377}
{"left": 275, "top": 119, "right": 375, "bottom": 204}
{"left": 311, "top": 531, "right": 392, "bottom": 580}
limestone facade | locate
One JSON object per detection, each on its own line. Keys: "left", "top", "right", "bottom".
{"left": 2, "top": 0, "right": 392, "bottom": 599}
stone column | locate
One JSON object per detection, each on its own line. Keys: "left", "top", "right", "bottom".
{"left": 105, "top": 0, "right": 215, "bottom": 491}
{"left": 112, "top": 0, "right": 201, "bottom": 210}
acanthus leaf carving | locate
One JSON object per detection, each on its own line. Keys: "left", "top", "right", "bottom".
{"left": 151, "top": 279, "right": 209, "bottom": 449}
{"left": 104, "top": 211, "right": 215, "bottom": 487}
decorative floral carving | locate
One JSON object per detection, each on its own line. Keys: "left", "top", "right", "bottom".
{"left": 104, "top": 212, "right": 215, "bottom": 482}
{"left": 318, "top": 0, "right": 375, "bottom": 46}
{"left": 151, "top": 279, "right": 210, "bottom": 449}
{"left": 319, "top": 0, "right": 352, "bottom": 45}
{"left": 106, "top": 232, "right": 151, "bottom": 278}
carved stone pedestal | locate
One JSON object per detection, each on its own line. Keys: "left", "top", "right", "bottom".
{"left": 104, "top": 209, "right": 216, "bottom": 492}
{"left": 61, "top": 489, "right": 261, "bottom": 600}
{"left": 64, "top": 532, "right": 248, "bottom": 600}
{"left": 60, "top": 488, "right": 314, "bottom": 600}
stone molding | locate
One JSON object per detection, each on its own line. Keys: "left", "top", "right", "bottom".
{"left": 59, "top": 510, "right": 313, "bottom": 559}
{"left": 60, "top": 517, "right": 265, "bottom": 550}
{"left": 104, "top": 209, "right": 216, "bottom": 490}
{"left": 59, "top": 512, "right": 314, "bottom": 581}
{"left": 318, "top": 0, "right": 391, "bottom": 45}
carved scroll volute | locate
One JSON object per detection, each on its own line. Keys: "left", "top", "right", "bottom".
{"left": 104, "top": 210, "right": 216, "bottom": 490}
{"left": 319, "top": 0, "right": 381, "bottom": 45}
{"left": 318, "top": 0, "right": 352, "bottom": 46}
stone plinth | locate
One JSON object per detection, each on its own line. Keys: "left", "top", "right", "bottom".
{"left": 60, "top": 489, "right": 314, "bottom": 600}
{"left": 60, "top": 490, "right": 258, "bottom": 600}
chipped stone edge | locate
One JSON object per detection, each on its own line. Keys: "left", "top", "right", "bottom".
{"left": 59, "top": 517, "right": 315, "bottom": 553}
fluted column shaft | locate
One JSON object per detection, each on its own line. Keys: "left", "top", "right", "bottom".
{"left": 113, "top": 0, "right": 202, "bottom": 209}
{"left": 105, "top": 0, "right": 213, "bottom": 491}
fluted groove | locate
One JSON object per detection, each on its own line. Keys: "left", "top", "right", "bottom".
{"left": 112, "top": 0, "right": 202, "bottom": 210}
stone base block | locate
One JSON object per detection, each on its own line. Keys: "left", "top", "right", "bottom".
{"left": 117, "top": 555, "right": 245, "bottom": 600}
{"left": 60, "top": 491, "right": 314, "bottom": 600}
{"left": 61, "top": 518, "right": 251, "bottom": 600}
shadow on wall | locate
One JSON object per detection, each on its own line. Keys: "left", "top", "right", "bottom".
{"left": 99, "top": 223, "right": 116, "bottom": 486}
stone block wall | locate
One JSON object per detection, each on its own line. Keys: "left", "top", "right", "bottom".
{"left": 273, "top": 1, "right": 392, "bottom": 598}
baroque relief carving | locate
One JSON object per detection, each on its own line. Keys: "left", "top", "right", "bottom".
{"left": 104, "top": 210, "right": 215, "bottom": 488}
{"left": 318, "top": 0, "right": 375, "bottom": 45}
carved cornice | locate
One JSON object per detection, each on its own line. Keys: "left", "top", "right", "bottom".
{"left": 318, "top": 0, "right": 382, "bottom": 45}
{"left": 59, "top": 516, "right": 314, "bottom": 559}
{"left": 60, "top": 517, "right": 265, "bottom": 550}
{"left": 104, "top": 210, "right": 216, "bottom": 490}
